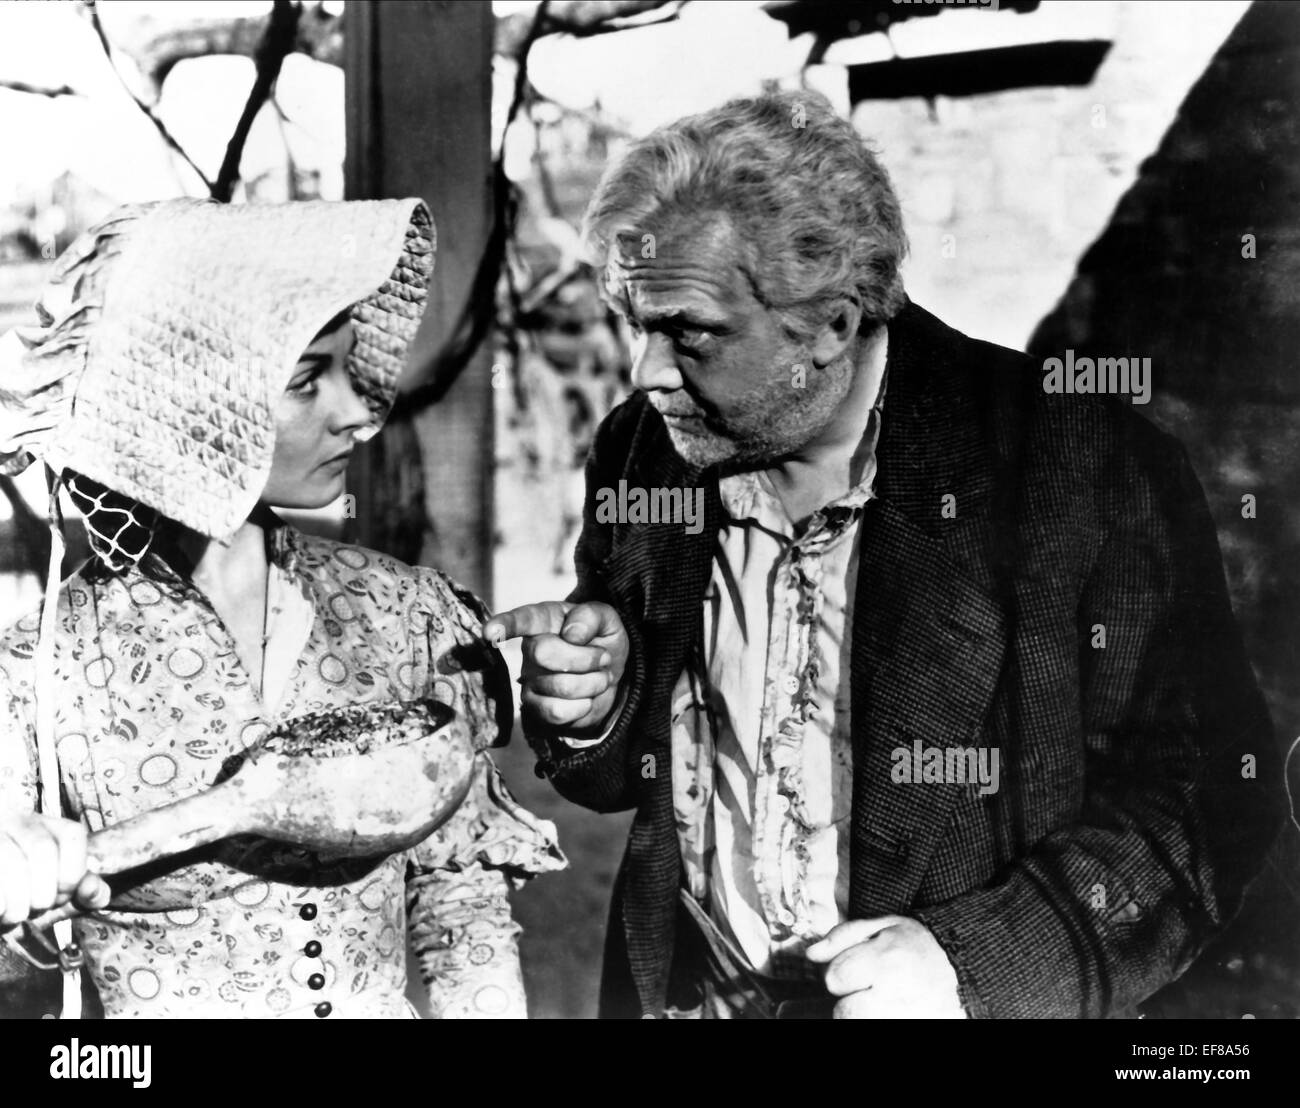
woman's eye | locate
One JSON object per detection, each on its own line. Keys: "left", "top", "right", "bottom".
{"left": 286, "top": 376, "right": 320, "bottom": 398}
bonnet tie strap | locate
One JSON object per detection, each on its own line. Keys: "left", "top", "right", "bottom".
{"left": 34, "top": 467, "right": 81, "bottom": 1019}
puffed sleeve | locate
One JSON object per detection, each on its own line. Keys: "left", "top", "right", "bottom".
{"left": 0, "top": 623, "right": 53, "bottom": 1000}
{"left": 403, "top": 571, "right": 566, "bottom": 1018}
{"left": 0, "top": 626, "right": 40, "bottom": 814}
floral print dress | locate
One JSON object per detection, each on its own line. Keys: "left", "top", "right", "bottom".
{"left": 0, "top": 520, "right": 565, "bottom": 1018}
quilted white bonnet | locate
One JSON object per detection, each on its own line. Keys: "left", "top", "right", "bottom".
{"left": 0, "top": 197, "right": 435, "bottom": 541}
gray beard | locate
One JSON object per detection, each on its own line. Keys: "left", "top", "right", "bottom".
{"left": 664, "top": 374, "right": 852, "bottom": 474}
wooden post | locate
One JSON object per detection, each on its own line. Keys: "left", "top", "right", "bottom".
{"left": 344, "top": 0, "right": 495, "bottom": 602}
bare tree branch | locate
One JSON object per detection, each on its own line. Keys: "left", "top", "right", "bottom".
{"left": 495, "top": 0, "right": 683, "bottom": 58}
{"left": 114, "top": 0, "right": 680, "bottom": 79}
{"left": 110, "top": 2, "right": 341, "bottom": 100}
{"left": 0, "top": 80, "right": 83, "bottom": 98}
{"left": 211, "top": 0, "right": 301, "bottom": 203}
{"left": 81, "top": 0, "right": 215, "bottom": 195}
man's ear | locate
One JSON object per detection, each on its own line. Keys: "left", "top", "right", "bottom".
{"left": 810, "top": 297, "right": 863, "bottom": 368}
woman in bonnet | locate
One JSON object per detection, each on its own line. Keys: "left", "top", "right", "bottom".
{"left": 0, "top": 198, "right": 564, "bottom": 1019}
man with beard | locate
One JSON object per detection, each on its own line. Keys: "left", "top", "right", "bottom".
{"left": 485, "top": 92, "right": 1282, "bottom": 1019}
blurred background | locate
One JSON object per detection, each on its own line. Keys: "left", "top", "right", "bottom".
{"left": 0, "top": 0, "right": 1296, "bottom": 1018}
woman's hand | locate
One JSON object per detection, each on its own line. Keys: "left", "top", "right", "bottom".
{"left": 0, "top": 814, "right": 110, "bottom": 927}
{"left": 483, "top": 601, "right": 629, "bottom": 737}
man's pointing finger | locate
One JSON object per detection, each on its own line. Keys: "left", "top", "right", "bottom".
{"left": 483, "top": 601, "right": 574, "bottom": 645}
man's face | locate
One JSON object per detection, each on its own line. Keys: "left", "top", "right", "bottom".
{"left": 604, "top": 216, "right": 852, "bottom": 470}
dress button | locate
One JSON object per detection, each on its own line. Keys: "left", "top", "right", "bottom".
{"left": 314, "top": 1002, "right": 332, "bottom": 1018}
{"left": 299, "top": 903, "right": 317, "bottom": 921}
{"left": 304, "top": 940, "right": 322, "bottom": 958}
{"left": 308, "top": 973, "right": 326, "bottom": 990}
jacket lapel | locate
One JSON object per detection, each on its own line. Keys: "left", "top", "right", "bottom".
{"left": 599, "top": 412, "right": 721, "bottom": 685}
{"left": 597, "top": 411, "right": 720, "bottom": 1012}
{"left": 848, "top": 303, "right": 1010, "bottom": 916}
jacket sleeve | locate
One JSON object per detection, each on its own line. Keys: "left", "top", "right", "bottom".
{"left": 914, "top": 431, "right": 1284, "bottom": 1018}
{"left": 523, "top": 401, "right": 652, "bottom": 814}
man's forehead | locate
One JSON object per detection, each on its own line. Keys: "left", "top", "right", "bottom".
{"left": 605, "top": 216, "right": 751, "bottom": 311}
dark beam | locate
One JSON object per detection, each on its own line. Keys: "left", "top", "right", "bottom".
{"left": 849, "top": 39, "right": 1111, "bottom": 101}
{"left": 763, "top": 0, "right": 1040, "bottom": 41}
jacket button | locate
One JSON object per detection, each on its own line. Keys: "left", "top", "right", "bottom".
{"left": 314, "top": 1002, "right": 332, "bottom": 1018}
{"left": 299, "top": 903, "right": 317, "bottom": 921}
{"left": 308, "top": 973, "right": 326, "bottom": 990}
{"left": 304, "top": 940, "right": 322, "bottom": 958}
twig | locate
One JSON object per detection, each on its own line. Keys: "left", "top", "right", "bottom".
{"left": 494, "top": 0, "right": 680, "bottom": 58}
{"left": 119, "top": 2, "right": 341, "bottom": 96}
{"left": 544, "top": 6, "right": 683, "bottom": 42}
{"left": 82, "top": 0, "right": 215, "bottom": 194}
{"left": 212, "top": 0, "right": 301, "bottom": 203}
{"left": 270, "top": 93, "right": 306, "bottom": 136}
{"left": 0, "top": 80, "right": 83, "bottom": 98}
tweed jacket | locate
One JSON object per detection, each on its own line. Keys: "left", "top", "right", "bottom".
{"left": 529, "top": 300, "right": 1283, "bottom": 1019}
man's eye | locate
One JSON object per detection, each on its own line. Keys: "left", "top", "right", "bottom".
{"left": 672, "top": 328, "right": 711, "bottom": 352}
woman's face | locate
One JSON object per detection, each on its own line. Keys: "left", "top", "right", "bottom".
{"left": 261, "top": 317, "right": 372, "bottom": 509}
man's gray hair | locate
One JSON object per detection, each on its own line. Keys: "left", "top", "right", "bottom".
{"left": 582, "top": 91, "right": 909, "bottom": 338}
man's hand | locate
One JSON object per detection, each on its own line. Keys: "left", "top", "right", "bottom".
{"left": 0, "top": 814, "right": 110, "bottom": 928}
{"left": 483, "top": 601, "right": 630, "bottom": 737}
{"left": 806, "top": 916, "right": 969, "bottom": 1019}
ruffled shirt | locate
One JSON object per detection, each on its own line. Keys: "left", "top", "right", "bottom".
{"left": 672, "top": 373, "right": 886, "bottom": 979}
{"left": 0, "top": 519, "right": 565, "bottom": 1018}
